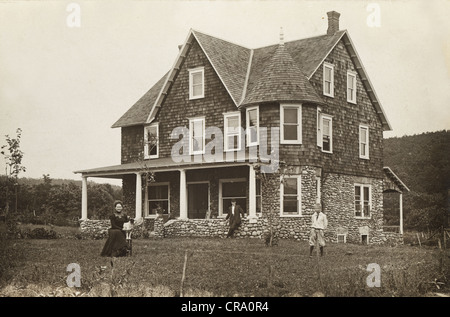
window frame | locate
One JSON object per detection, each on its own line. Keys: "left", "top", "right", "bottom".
{"left": 246, "top": 106, "right": 259, "bottom": 146}
{"left": 359, "top": 124, "right": 370, "bottom": 159}
{"left": 189, "top": 67, "right": 204, "bottom": 100}
{"left": 354, "top": 183, "right": 371, "bottom": 219}
{"left": 280, "top": 175, "right": 301, "bottom": 217}
{"left": 347, "top": 70, "right": 357, "bottom": 104}
{"left": 189, "top": 117, "right": 206, "bottom": 155}
{"left": 321, "top": 114, "right": 333, "bottom": 153}
{"left": 323, "top": 62, "right": 334, "bottom": 97}
{"left": 223, "top": 111, "right": 242, "bottom": 152}
{"left": 280, "top": 103, "right": 302, "bottom": 144}
{"left": 147, "top": 182, "right": 170, "bottom": 218}
{"left": 218, "top": 178, "right": 247, "bottom": 218}
{"left": 144, "top": 122, "right": 159, "bottom": 159}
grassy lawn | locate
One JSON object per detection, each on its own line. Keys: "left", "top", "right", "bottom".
{"left": 0, "top": 230, "right": 448, "bottom": 297}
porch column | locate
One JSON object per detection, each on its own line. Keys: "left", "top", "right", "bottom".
{"left": 248, "top": 165, "right": 258, "bottom": 223}
{"left": 135, "top": 172, "right": 143, "bottom": 220}
{"left": 179, "top": 169, "right": 188, "bottom": 219}
{"left": 399, "top": 192, "right": 403, "bottom": 234}
{"left": 81, "top": 176, "right": 88, "bottom": 220}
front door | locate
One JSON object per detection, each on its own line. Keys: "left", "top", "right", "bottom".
{"left": 188, "top": 183, "right": 209, "bottom": 219}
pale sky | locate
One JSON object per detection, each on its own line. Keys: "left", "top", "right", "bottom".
{"left": 0, "top": 0, "right": 449, "bottom": 185}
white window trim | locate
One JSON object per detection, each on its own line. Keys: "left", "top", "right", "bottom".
{"left": 146, "top": 182, "right": 170, "bottom": 218}
{"left": 280, "top": 175, "right": 302, "bottom": 217}
{"left": 189, "top": 67, "right": 204, "bottom": 100}
{"left": 321, "top": 114, "right": 333, "bottom": 153}
{"left": 218, "top": 178, "right": 247, "bottom": 218}
{"left": 337, "top": 234, "right": 347, "bottom": 243}
{"left": 144, "top": 123, "right": 159, "bottom": 159}
{"left": 359, "top": 124, "right": 370, "bottom": 159}
{"left": 323, "top": 62, "right": 334, "bottom": 97}
{"left": 354, "top": 183, "right": 371, "bottom": 219}
{"left": 347, "top": 70, "right": 357, "bottom": 104}
{"left": 316, "top": 107, "right": 322, "bottom": 147}
{"left": 189, "top": 117, "right": 206, "bottom": 155}
{"left": 224, "top": 111, "right": 242, "bottom": 152}
{"left": 280, "top": 104, "right": 302, "bottom": 144}
{"left": 246, "top": 106, "right": 259, "bottom": 147}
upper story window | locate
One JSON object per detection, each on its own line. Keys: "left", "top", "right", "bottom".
{"left": 317, "top": 110, "right": 332, "bottom": 153}
{"left": 355, "top": 184, "right": 371, "bottom": 218}
{"left": 189, "top": 67, "right": 204, "bottom": 100}
{"left": 189, "top": 117, "right": 205, "bottom": 155}
{"left": 359, "top": 124, "right": 369, "bottom": 159}
{"left": 246, "top": 106, "right": 259, "bottom": 146}
{"left": 280, "top": 176, "right": 301, "bottom": 216}
{"left": 280, "top": 104, "right": 302, "bottom": 144}
{"left": 224, "top": 112, "right": 241, "bottom": 151}
{"left": 144, "top": 123, "right": 159, "bottom": 159}
{"left": 347, "top": 71, "right": 357, "bottom": 103}
{"left": 323, "top": 62, "right": 334, "bottom": 97}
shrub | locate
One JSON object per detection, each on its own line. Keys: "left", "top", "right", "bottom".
{"left": 26, "top": 227, "right": 58, "bottom": 239}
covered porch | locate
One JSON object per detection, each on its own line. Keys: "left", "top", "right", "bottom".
{"left": 383, "top": 166, "right": 410, "bottom": 234}
{"left": 74, "top": 156, "right": 262, "bottom": 224}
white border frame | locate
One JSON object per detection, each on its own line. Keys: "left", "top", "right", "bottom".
{"left": 321, "top": 114, "right": 333, "bottom": 153}
{"left": 189, "top": 116, "right": 206, "bottom": 155}
{"left": 347, "top": 70, "right": 357, "bottom": 104}
{"left": 354, "top": 183, "right": 371, "bottom": 219}
{"left": 223, "top": 111, "right": 242, "bottom": 152}
{"left": 146, "top": 181, "right": 170, "bottom": 218}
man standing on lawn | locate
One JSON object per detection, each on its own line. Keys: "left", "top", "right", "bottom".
{"left": 225, "top": 199, "right": 245, "bottom": 238}
{"left": 309, "top": 203, "right": 328, "bottom": 258}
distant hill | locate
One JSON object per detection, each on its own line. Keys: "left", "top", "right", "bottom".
{"left": 383, "top": 130, "right": 449, "bottom": 230}
{"left": 383, "top": 130, "right": 450, "bottom": 193}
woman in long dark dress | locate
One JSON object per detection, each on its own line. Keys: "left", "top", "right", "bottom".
{"left": 101, "top": 200, "right": 133, "bottom": 257}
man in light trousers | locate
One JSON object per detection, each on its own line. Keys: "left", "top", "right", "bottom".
{"left": 309, "top": 204, "right": 328, "bottom": 257}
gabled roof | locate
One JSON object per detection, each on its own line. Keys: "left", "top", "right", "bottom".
{"left": 242, "top": 41, "right": 324, "bottom": 106}
{"left": 112, "top": 28, "right": 392, "bottom": 131}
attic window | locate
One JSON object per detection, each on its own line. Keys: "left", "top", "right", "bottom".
{"left": 347, "top": 71, "right": 357, "bottom": 104}
{"left": 189, "top": 67, "right": 204, "bottom": 100}
{"left": 323, "top": 63, "right": 334, "bottom": 97}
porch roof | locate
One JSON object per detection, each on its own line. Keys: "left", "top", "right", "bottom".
{"left": 383, "top": 166, "right": 410, "bottom": 193}
{"left": 74, "top": 153, "right": 260, "bottom": 178}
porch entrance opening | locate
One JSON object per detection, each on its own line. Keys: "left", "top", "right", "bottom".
{"left": 188, "top": 183, "right": 209, "bottom": 219}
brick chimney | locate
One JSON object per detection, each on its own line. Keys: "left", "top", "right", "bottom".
{"left": 327, "top": 11, "right": 340, "bottom": 35}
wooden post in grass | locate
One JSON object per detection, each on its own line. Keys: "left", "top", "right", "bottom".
{"left": 180, "top": 250, "right": 189, "bottom": 297}
{"left": 416, "top": 232, "right": 422, "bottom": 248}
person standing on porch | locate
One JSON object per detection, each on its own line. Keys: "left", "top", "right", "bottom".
{"left": 225, "top": 199, "right": 245, "bottom": 238}
{"left": 309, "top": 203, "right": 328, "bottom": 257}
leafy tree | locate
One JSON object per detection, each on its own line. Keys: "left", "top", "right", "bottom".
{"left": 1, "top": 128, "right": 26, "bottom": 214}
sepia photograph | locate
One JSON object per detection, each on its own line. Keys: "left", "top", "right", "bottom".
{"left": 0, "top": 0, "right": 449, "bottom": 306}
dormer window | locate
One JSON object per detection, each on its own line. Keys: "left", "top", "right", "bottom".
{"left": 347, "top": 71, "right": 357, "bottom": 103}
{"left": 189, "top": 67, "right": 204, "bottom": 99}
{"left": 323, "top": 63, "right": 334, "bottom": 97}
{"left": 144, "top": 123, "right": 159, "bottom": 159}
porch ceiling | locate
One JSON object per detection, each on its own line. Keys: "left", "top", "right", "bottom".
{"left": 383, "top": 166, "right": 410, "bottom": 193}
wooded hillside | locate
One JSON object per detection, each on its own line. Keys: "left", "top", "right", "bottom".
{"left": 383, "top": 130, "right": 449, "bottom": 231}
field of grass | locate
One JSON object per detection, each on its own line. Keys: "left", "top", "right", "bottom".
{"left": 0, "top": 227, "right": 448, "bottom": 297}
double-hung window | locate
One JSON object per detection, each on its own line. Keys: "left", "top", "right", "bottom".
{"left": 144, "top": 123, "right": 159, "bottom": 159}
{"left": 323, "top": 63, "right": 334, "bottom": 97}
{"left": 355, "top": 184, "right": 371, "bottom": 218}
{"left": 359, "top": 125, "right": 369, "bottom": 159}
{"left": 246, "top": 106, "right": 259, "bottom": 146}
{"left": 189, "top": 117, "right": 205, "bottom": 155}
{"left": 224, "top": 112, "right": 241, "bottom": 151}
{"left": 189, "top": 67, "right": 204, "bottom": 100}
{"left": 347, "top": 71, "right": 357, "bottom": 103}
{"left": 148, "top": 183, "right": 170, "bottom": 216}
{"left": 317, "top": 110, "right": 333, "bottom": 153}
{"left": 281, "top": 176, "right": 301, "bottom": 216}
{"left": 280, "top": 104, "right": 302, "bottom": 144}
